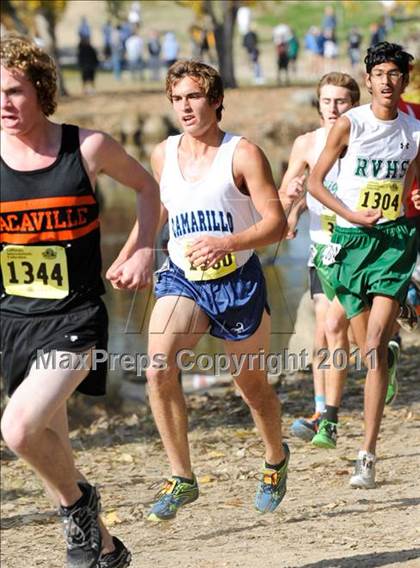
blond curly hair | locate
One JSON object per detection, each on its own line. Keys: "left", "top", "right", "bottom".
{"left": 0, "top": 35, "right": 57, "bottom": 116}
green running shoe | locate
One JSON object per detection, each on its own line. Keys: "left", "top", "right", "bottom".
{"left": 255, "top": 443, "right": 290, "bottom": 514}
{"left": 147, "top": 476, "right": 199, "bottom": 522}
{"left": 385, "top": 339, "right": 400, "bottom": 405}
{"left": 311, "top": 419, "right": 337, "bottom": 449}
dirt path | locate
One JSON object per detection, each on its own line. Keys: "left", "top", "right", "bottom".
{"left": 1, "top": 331, "right": 419, "bottom": 568}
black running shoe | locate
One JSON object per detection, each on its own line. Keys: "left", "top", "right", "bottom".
{"left": 60, "top": 482, "right": 102, "bottom": 568}
{"left": 98, "top": 537, "right": 132, "bottom": 568}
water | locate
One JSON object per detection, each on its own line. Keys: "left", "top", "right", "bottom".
{"left": 99, "top": 186, "right": 311, "bottom": 392}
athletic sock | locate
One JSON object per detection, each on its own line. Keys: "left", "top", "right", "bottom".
{"left": 264, "top": 457, "right": 287, "bottom": 471}
{"left": 173, "top": 475, "right": 195, "bottom": 484}
{"left": 323, "top": 405, "right": 339, "bottom": 424}
{"left": 315, "top": 394, "right": 326, "bottom": 414}
{"left": 61, "top": 483, "right": 90, "bottom": 513}
{"left": 387, "top": 345, "right": 395, "bottom": 368}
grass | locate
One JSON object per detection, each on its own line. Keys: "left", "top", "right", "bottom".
{"left": 254, "top": 0, "right": 417, "bottom": 46}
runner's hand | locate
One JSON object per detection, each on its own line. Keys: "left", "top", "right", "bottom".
{"left": 348, "top": 209, "right": 382, "bottom": 227}
{"left": 286, "top": 174, "right": 305, "bottom": 201}
{"left": 106, "top": 255, "right": 126, "bottom": 282}
{"left": 186, "top": 236, "right": 230, "bottom": 268}
{"left": 107, "top": 248, "right": 154, "bottom": 290}
{"left": 412, "top": 189, "right": 420, "bottom": 210}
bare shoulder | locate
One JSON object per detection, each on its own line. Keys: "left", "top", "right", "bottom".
{"left": 293, "top": 131, "right": 316, "bottom": 154}
{"left": 234, "top": 137, "right": 266, "bottom": 168}
{"left": 79, "top": 127, "right": 115, "bottom": 157}
{"left": 150, "top": 139, "right": 167, "bottom": 178}
{"left": 151, "top": 140, "right": 167, "bottom": 167}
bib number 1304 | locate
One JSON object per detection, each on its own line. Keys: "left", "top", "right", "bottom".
{"left": 1, "top": 245, "right": 69, "bottom": 299}
{"left": 357, "top": 180, "right": 403, "bottom": 221}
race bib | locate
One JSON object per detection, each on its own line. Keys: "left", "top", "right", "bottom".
{"left": 1, "top": 245, "right": 69, "bottom": 299}
{"left": 320, "top": 210, "right": 336, "bottom": 235}
{"left": 322, "top": 243, "right": 342, "bottom": 266}
{"left": 185, "top": 251, "right": 237, "bottom": 281}
{"left": 357, "top": 180, "right": 403, "bottom": 221}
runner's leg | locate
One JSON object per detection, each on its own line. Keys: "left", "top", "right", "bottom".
{"left": 146, "top": 295, "right": 209, "bottom": 478}
{"left": 224, "top": 310, "right": 285, "bottom": 465}
{"left": 1, "top": 351, "right": 92, "bottom": 506}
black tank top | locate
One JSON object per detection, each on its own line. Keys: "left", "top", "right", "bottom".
{"left": 0, "top": 124, "right": 105, "bottom": 315}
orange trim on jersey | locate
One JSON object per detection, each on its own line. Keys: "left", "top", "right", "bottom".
{"left": 0, "top": 219, "right": 100, "bottom": 243}
{"left": 1, "top": 195, "right": 96, "bottom": 213}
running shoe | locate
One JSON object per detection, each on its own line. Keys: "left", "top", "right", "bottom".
{"left": 385, "top": 339, "right": 400, "bottom": 406}
{"left": 97, "top": 537, "right": 131, "bottom": 568}
{"left": 255, "top": 443, "right": 290, "bottom": 513}
{"left": 397, "top": 302, "right": 418, "bottom": 332}
{"left": 290, "top": 412, "right": 321, "bottom": 441}
{"left": 349, "top": 450, "right": 376, "bottom": 489}
{"left": 311, "top": 419, "right": 337, "bottom": 449}
{"left": 60, "top": 482, "right": 102, "bottom": 568}
{"left": 147, "top": 476, "right": 199, "bottom": 521}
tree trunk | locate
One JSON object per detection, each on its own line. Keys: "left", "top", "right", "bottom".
{"left": 2, "top": 0, "right": 28, "bottom": 34}
{"left": 204, "top": 0, "right": 238, "bottom": 88}
{"left": 37, "top": 10, "right": 68, "bottom": 97}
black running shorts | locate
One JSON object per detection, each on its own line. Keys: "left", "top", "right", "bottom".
{"left": 309, "top": 267, "right": 324, "bottom": 299}
{"left": 0, "top": 300, "right": 108, "bottom": 397}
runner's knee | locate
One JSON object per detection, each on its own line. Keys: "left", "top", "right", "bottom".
{"left": 325, "top": 313, "right": 347, "bottom": 341}
{"left": 235, "top": 375, "right": 272, "bottom": 410}
{"left": 146, "top": 364, "right": 178, "bottom": 389}
{"left": 1, "top": 407, "right": 42, "bottom": 455}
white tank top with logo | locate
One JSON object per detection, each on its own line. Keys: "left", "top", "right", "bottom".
{"left": 335, "top": 104, "right": 420, "bottom": 228}
{"left": 307, "top": 127, "right": 340, "bottom": 245}
{"left": 160, "top": 132, "right": 260, "bottom": 279}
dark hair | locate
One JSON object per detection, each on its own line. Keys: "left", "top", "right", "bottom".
{"left": 364, "top": 42, "right": 414, "bottom": 75}
{"left": 166, "top": 60, "right": 224, "bottom": 121}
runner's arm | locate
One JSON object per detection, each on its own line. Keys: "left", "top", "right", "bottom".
{"left": 81, "top": 130, "right": 160, "bottom": 289}
{"left": 404, "top": 148, "right": 420, "bottom": 209}
{"left": 278, "top": 134, "right": 309, "bottom": 212}
{"left": 308, "top": 117, "right": 381, "bottom": 227}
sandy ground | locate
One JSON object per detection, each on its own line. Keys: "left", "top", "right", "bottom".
{"left": 1, "top": 328, "right": 419, "bottom": 568}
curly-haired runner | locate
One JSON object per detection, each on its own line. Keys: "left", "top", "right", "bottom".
{"left": 0, "top": 35, "right": 160, "bottom": 567}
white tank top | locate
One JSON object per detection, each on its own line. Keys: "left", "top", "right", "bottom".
{"left": 160, "top": 133, "right": 259, "bottom": 271}
{"left": 336, "top": 104, "right": 420, "bottom": 228}
{"left": 307, "top": 127, "right": 340, "bottom": 244}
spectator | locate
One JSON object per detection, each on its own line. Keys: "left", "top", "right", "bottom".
{"left": 77, "top": 36, "right": 98, "bottom": 94}
{"left": 189, "top": 24, "right": 203, "bottom": 59}
{"left": 243, "top": 28, "right": 263, "bottom": 84}
{"left": 162, "top": 31, "right": 179, "bottom": 68}
{"left": 111, "top": 25, "right": 125, "bottom": 80}
{"left": 370, "top": 22, "right": 386, "bottom": 46}
{"left": 102, "top": 19, "right": 113, "bottom": 63}
{"left": 322, "top": 6, "right": 337, "bottom": 41}
{"left": 128, "top": 1, "right": 142, "bottom": 26}
{"left": 126, "top": 26, "right": 144, "bottom": 80}
{"left": 148, "top": 30, "right": 161, "bottom": 81}
{"left": 78, "top": 16, "right": 91, "bottom": 41}
{"left": 288, "top": 29, "right": 299, "bottom": 74}
{"left": 347, "top": 26, "right": 362, "bottom": 68}
{"left": 323, "top": 29, "right": 338, "bottom": 60}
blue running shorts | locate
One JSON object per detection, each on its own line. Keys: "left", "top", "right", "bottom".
{"left": 154, "top": 254, "right": 270, "bottom": 341}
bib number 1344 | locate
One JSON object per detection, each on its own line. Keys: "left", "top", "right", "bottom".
{"left": 1, "top": 245, "right": 69, "bottom": 299}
